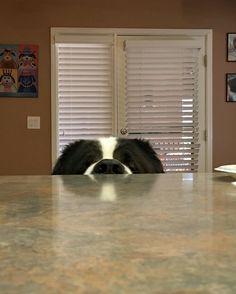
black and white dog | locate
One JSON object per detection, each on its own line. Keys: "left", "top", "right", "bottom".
{"left": 52, "top": 137, "right": 164, "bottom": 175}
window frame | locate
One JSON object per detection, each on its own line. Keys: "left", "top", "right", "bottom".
{"left": 51, "top": 28, "right": 212, "bottom": 172}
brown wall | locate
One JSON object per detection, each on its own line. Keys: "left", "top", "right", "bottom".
{"left": 0, "top": 0, "right": 236, "bottom": 175}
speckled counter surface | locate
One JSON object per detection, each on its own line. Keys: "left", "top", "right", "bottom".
{"left": 0, "top": 173, "right": 236, "bottom": 294}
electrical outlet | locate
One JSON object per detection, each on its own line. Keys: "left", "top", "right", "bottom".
{"left": 27, "top": 116, "right": 40, "bottom": 129}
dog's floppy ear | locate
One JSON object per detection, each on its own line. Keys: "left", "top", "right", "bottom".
{"left": 52, "top": 140, "right": 85, "bottom": 175}
{"left": 134, "top": 138, "right": 164, "bottom": 173}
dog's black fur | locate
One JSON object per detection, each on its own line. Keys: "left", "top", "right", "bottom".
{"left": 52, "top": 138, "right": 164, "bottom": 175}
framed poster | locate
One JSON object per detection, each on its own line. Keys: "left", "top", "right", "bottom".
{"left": 226, "top": 73, "right": 236, "bottom": 102}
{"left": 227, "top": 33, "right": 236, "bottom": 62}
{"left": 0, "top": 44, "right": 38, "bottom": 97}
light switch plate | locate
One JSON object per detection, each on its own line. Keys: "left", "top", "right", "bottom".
{"left": 27, "top": 116, "right": 40, "bottom": 129}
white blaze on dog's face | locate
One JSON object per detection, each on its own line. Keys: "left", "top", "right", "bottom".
{"left": 99, "top": 137, "right": 117, "bottom": 159}
{"left": 52, "top": 137, "right": 164, "bottom": 175}
{"left": 84, "top": 137, "right": 132, "bottom": 175}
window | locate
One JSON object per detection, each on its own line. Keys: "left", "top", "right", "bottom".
{"left": 51, "top": 28, "right": 212, "bottom": 172}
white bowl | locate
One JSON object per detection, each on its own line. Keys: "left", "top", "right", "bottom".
{"left": 215, "top": 165, "right": 236, "bottom": 179}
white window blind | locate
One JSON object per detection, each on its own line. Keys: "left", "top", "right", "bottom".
{"left": 120, "top": 39, "right": 205, "bottom": 172}
{"left": 56, "top": 40, "right": 113, "bottom": 153}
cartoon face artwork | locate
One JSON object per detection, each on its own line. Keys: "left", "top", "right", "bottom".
{"left": 17, "top": 47, "right": 37, "bottom": 94}
{"left": 0, "top": 44, "right": 38, "bottom": 97}
{"left": 0, "top": 69, "right": 17, "bottom": 93}
{"left": 0, "top": 49, "right": 17, "bottom": 69}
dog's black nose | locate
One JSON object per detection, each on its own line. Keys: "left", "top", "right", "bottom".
{"left": 92, "top": 159, "right": 125, "bottom": 174}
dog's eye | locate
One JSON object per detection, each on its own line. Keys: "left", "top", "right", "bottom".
{"left": 123, "top": 154, "right": 137, "bottom": 172}
{"left": 127, "top": 161, "right": 137, "bottom": 172}
{"left": 85, "top": 159, "right": 93, "bottom": 167}
{"left": 84, "top": 156, "right": 97, "bottom": 168}
{"left": 76, "top": 158, "right": 94, "bottom": 174}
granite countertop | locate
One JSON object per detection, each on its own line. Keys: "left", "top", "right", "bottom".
{"left": 0, "top": 173, "right": 236, "bottom": 293}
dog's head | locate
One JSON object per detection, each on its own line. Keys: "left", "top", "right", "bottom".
{"left": 52, "top": 137, "right": 164, "bottom": 175}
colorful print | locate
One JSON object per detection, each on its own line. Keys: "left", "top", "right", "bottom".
{"left": 0, "top": 44, "right": 38, "bottom": 97}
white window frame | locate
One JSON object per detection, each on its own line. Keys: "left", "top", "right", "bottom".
{"left": 51, "top": 28, "right": 212, "bottom": 172}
